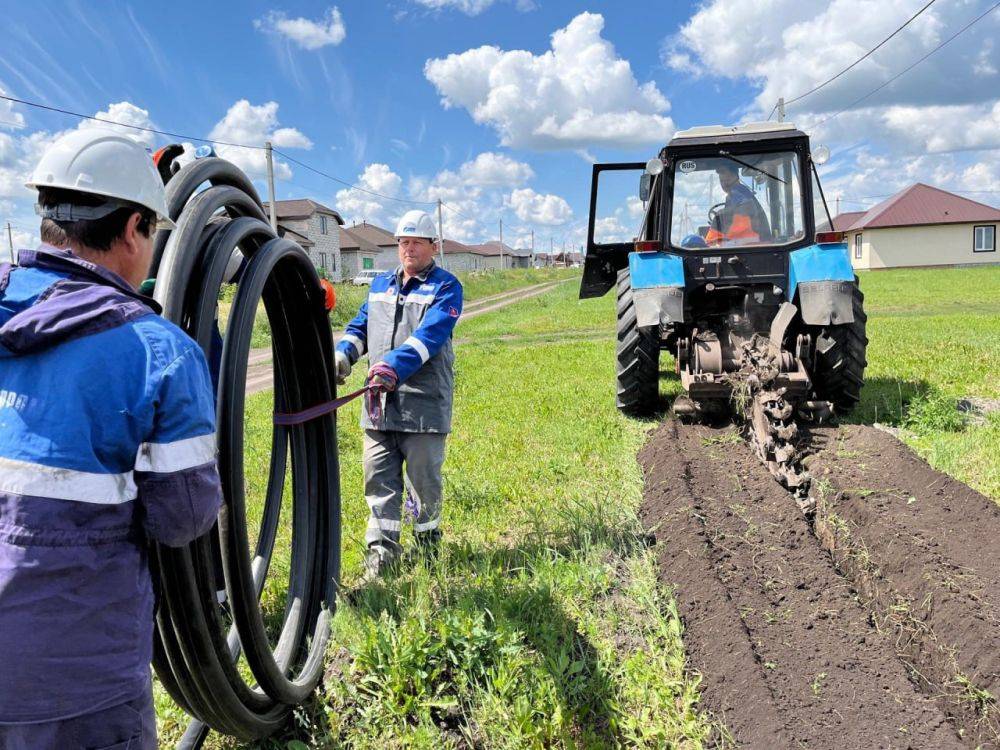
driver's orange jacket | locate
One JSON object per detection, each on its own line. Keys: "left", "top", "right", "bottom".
{"left": 705, "top": 213, "right": 759, "bottom": 246}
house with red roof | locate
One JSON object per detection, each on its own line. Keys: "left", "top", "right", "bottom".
{"left": 823, "top": 184, "right": 999, "bottom": 271}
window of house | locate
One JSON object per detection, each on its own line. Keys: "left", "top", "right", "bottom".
{"left": 974, "top": 225, "right": 996, "bottom": 253}
{"left": 319, "top": 252, "right": 328, "bottom": 270}
{"left": 854, "top": 233, "right": 863, "bottom": 259}
{"left": 363, "top": 257, "right": 374, "bottom": 270}
{"left": 320, "top": 215, "right": 328, "bottom": 235}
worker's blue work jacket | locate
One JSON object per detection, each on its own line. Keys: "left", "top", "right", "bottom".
{"left": 337, "top": 261, "right": 463, "bottom": 433}
{"left": 0, "top": 246, "right": 222, "bottom": 724}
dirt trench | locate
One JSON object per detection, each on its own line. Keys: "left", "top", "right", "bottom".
{"left": 638, "top": 420, "right": 1000, "bottom": 748}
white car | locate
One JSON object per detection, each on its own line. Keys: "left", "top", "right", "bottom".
{"left": 351, "top": 269, "right": 381, "bottom": 286}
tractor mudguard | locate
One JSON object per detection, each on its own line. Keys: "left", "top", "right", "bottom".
{"left": 797, "top": 280, "right": 855, "bottom": 326}
{"left": 628, "top": 252, "right": 685, "bottom": 327}
{"left": 787, "top": 243, "right": 855, "bottom": 325}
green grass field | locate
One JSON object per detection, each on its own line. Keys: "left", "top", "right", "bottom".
{"left": 158, "top": 264, "right": 1000, "bottom": 748}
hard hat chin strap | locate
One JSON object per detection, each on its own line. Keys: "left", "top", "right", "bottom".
{"left": 35, "top": 199, "right": 131, "bottom": 222}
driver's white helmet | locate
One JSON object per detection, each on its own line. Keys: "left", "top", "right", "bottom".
{"left": 26, "top": 128, "right": 176, "bottom": 229}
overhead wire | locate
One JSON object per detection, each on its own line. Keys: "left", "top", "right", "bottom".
{"left": 0, "top": 93, "right": 266, "bottom": 149}
{"left": 784, "top": 0, "right": 938, "bottom": 108}
{"left": 812, "top": 1, "right": 1000, "bottom": 129}
{"left": 2, "top": 92, "right": 546, "bottom": 246}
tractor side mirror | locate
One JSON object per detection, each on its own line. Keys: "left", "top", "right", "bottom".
{"left": 639, "top": 173, "right": 653, "bottom": 202}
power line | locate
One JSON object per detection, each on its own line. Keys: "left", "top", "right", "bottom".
{"left": 813, "top": 1, "right": 1000, "bottom": 129}
{"left": 0, "top": 92, "right": 265, "bottom": 150}
{"left": 1, "top": 91, "right": 540, "bottom": 239}
{"left": 273, "top": 149, "right": 436, "bottom": 206}
{"left": 784, "top": 0, "right": 938, "bottom": 108}
{"left": 0, "top": 92, "right": 442, "bottom": 208}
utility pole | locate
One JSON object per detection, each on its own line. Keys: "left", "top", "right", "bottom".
{"left": 6, "top": 222, "right": 14, "bottom": 264}
{"left": 777, "top": 97, "right": 785, "bottom": 123}
{"left": 549, "top": 236, "right": 553, "bottom": 267}
{"left": 835, "top": 196, "right": 841, "bottom": 217}
{"left": 265, "top": 141, "right": 277, "bottom": 232}
{"left": 498, "top": 218, "right": 504, "bottom": 271}
{"left": 530, "top": 228, "right": 534, "bottom": 266}
{"left": 437, "top": 198, "right": 445, "bottom": 269}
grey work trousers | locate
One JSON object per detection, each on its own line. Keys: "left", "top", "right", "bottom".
{"left": 363, "top": 429, "right": 447, "bottom": 549}
{"left": 0, "top": 684, "right": 157, "bottom": 750}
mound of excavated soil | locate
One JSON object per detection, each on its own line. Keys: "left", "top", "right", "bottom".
{"left": 638, "top": 420, "right": 991, "bottom": 748}
{"left": 807, "top": 425, "right": 1000, "bottom": 748}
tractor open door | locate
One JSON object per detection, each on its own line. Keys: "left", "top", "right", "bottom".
{"left": 580, "top": 162, "right": 651, "bottom": 299}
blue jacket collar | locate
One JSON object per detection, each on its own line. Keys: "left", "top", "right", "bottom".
{"left": 0, "top": 245, "right": 159, "bottom": 356}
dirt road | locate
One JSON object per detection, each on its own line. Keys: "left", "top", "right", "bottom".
{"left": 244, "top": 279, "right": 569, "bottom": 395}
{"left": 639, "top": 420, "right": 999, "bottom": 748}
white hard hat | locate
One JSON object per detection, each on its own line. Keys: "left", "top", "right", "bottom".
{"left": 394, "top": 210, "right": 437, "bottom": 241}
{"left": 26, "top": 128, "right": 175, "bottom": 229}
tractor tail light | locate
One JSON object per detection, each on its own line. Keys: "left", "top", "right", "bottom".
{"left": 634, "top": 241, "right": 660, "bottom": 253}
{"left": 815, "top": 231, "right": 844, "bottom": 244}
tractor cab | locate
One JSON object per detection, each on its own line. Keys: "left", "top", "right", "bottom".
{"left": 581, "top": 122, "right": 825, "bottom": 299}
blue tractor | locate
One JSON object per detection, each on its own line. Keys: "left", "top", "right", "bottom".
{"left": 581, "top": 123, "right": 867, "bottom": 492}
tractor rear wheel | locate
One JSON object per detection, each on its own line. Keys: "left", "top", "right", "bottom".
{"left": 809, "top": 279, "right": 868, "bottom": 414}
{"left": 616, "top": 267, "right": 660, "bottom": 415}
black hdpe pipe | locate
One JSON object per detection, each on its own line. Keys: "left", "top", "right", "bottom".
{"left": 147, "top": 157, "right": 341, "bottom": 746}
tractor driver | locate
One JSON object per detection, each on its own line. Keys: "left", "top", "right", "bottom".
{"left": 705, "top": 162, "right": 771, "bottom": 246}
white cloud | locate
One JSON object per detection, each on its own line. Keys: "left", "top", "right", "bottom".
{"left": 667, "top": 0, "right": 1000, "bottom": 118}
{"left": 255, "top": 7, "right": 346, "bottom": 50}
{"left": 458, "top": 152, "right": 533, "bottom": 186}
{"left": 83, "top": 102, "right": 157, "bottom": 146}
{"left": 881, "top": 100, "right": 1000, "bottom": 153}
{"left": 334, "top": 151, "right": 570, "bottom": 243}
{"left": 509, "top": 187, "right": 572, "bottom": 225}
{"left": 411, "top": 0, "right": 535, "bottom": 15}
{"left": 336, "top": 163, "right": 404, "bottom": 227}
{"left": 425, "top": 12, "right": 674, "bottom": 150}
{"left": 593, "top": 215, "right": 631, "bottom": 244}
{"left": 208, "top": 100, "right": 312, "bottom": 179}
{"left": 0, "top": 84, "right": 25, "bottom": 130}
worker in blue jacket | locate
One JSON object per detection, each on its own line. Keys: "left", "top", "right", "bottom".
{"left": 334, "top": 210, "right": 463, "bottom": 581}
{"left": 0, "top": 129, "right": 223, "bottom": 749}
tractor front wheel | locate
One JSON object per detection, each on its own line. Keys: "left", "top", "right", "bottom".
{"left": 615, "top": 268, "right": 660, "bottom": 415}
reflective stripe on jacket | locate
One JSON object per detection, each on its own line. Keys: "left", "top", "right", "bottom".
{"left": 0, "top": 246, "right": 223, "bottom": 723}
{"left": 336, "top": 261, "right": 463, "bottom": 433}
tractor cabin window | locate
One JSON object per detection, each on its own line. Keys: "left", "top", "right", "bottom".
{"left": 855, "top": 233, "right": 863, "bottom": 259}
{"left": 670, "top": 151, "right": 804, "bottom": 250}
{"left": 974, "top": 225, "right": 996, "bottom": 253}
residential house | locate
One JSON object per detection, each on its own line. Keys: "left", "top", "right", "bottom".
{"left": 343, "top": 221, "right": 398, "bottom": 269}
{"left": 262, "top": 199, "right": 345, "bottom": 280}
{"left": 465, "top": 241, "right": 532, "bottom": 270}
{"left": 822, "top": 184, "right": 1000, "bottom": 271}
{"left": 338, "top": 225, "right": 383, "bottom": 279}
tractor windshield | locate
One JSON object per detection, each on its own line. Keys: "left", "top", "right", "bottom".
{"left": 670, "top": 151, "right": 804, "bottom": 250}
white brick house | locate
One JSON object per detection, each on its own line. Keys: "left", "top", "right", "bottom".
{"left": 263, "top": 199, "right": 346, "bottom": 280}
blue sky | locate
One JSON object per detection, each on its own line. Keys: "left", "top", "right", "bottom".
{"left": 1, "top": 0, "right": 998, "bottom": 252}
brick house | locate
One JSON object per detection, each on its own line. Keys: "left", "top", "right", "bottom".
{"left": 338, "top": 225, "right": 383, "bottom": 278}
{"left": 342, "top": 221, "right": 398, "bottom": 270}
{"left": 262, "top": 199, "right": 345, "bottom": 280}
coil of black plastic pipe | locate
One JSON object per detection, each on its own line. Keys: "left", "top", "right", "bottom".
{"left": 146, "top": 156, "right": 341, "bottom": 747}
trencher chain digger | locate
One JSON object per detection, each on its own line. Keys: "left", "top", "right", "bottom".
{"left": 581, "top": 122, "right": 867, "bottom": 504}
